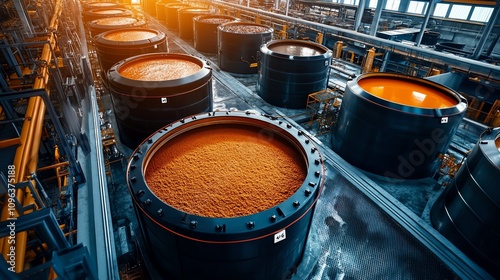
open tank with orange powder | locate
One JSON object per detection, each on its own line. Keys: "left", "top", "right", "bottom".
{"left": 127, "top": 111, "right": 325, "bottom": 279}
{"left": 331, "top": 73, "right": 467, "bottom": 179}
{"left": 108, "top": 52, "right": 212, "bottom": 149}
{"left": 88, "top": 16, "right": 148, "bottom": 38}
{"left": 93, "top": 28, "right": 168, "bottom": 85}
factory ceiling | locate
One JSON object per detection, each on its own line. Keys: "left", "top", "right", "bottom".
{"left": 440, "top": 0, "right": 497, "bottom": 6}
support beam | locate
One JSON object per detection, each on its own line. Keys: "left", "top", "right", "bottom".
{"left": 415, "top": 0, "right": 438, "bottom": 47}
{"left": 370, "top": 0, "right": 386, "bottom": 36}
{"left": 471, "top": 1, "right": 500, "bottom": 59}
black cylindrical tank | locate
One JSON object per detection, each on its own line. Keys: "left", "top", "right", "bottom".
{"left": 193, "top": 15, "right": 239, "bottom": 53}
{"left": 93, "top": 28, "right": 167, "bottom": 84}
{"left": 83, "top": 8, "right": 134, "bottom": 23}
{"left": 218, "top": 22, "right": 273, "bottom": 74}
{"left": 164, "top": 3, "right": 190, "bottom": 29}
{"left": 431, "top": 127, "right": 500, "bottom": 278}
{"left": 142, "top": 0, "right": 157, "bottom": 17}
{"left": 331, "top": 73, "right": 467, "bottom": 179}
{"left": 155, "top": 0, "right": 179, "bottom": 23}
{"left": 88, "top": 16, "right": 147, "bottom": 38}
{"left": 178, "top": 8, "right": 211, "bottom": 40}
{"left": 127, "top": 111, "right": 325, "bottom": 280}
{"left": 257, "top": 39, "right": 332, "bottom": 109}
{"left": 107, "top": 53, "right": 213, "bottom": 149}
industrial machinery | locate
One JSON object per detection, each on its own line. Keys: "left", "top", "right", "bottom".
{"left": 1, "top": 0, "right": 498, "bottom": 279}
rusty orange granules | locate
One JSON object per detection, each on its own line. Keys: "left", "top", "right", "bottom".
{"left": 145, "top": 125, "right": 306, "bottom": 218}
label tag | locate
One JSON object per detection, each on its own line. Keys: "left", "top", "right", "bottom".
{"left": 161, "top": 97, "right": 167, "bottom": 104}
{"left": 274, "top": 229, "right": 286, "bottom": 244}
{"left": 441, "top": 117, "right": 448, "bottom": 124}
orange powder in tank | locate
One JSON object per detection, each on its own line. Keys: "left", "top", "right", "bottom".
{"left": 94, "top": 9, "right": 124, "bottom": 14}
{"left": 95, "top": 17, "right": 137, "bottom": 25}
{"left": 119, "top": 58, "right": 201, "bottom": 81}
{"left": 145, "top": 126, "right": 307, "bottom": 218}
{"left": 358, "top": 77, "right": 458, "bottom": 109}
{"left": 103, "top": 30, "right": 157, "bottom": 41}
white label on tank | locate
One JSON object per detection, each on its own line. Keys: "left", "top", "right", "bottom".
{"left": 274, "top": 229, "right": 286, "bottom": 244}
{"left": 441, "top": 117, "right": 448, "bottom": 124}
{"left": 161, "top": 97, "right": 167, "bottom": 104}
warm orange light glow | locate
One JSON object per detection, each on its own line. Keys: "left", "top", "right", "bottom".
{"left": 358, "top": 77, "right": 458, "bottom": 109}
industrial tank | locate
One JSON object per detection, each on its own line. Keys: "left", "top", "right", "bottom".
{"left": 331, "top": 73, "right": 467, "bottom": 179}
{"left": 257, "top": 39, "right": 332, "bottom": 109}
{"left": 87, "top": 16, "right": 147, "bottom": 38}
{"left": 164, "top": 3, "right": 191, "bottom": 29}
{"left": 83, "top": 8, "right": 134, "bottom": 23}
{"left": 81, "top": 1, "right": 124, "bottom": 12}
{"left": 93, "top": 28, "right": 167, "bottom": 84}
{"left": 127, "top": 111, "right": 325, "bottom": 279}
{"left": 431, "top": 127, "right": 500, "bottom": 278}
{"left": 107, "top": 53, "right": 212, "bottom": 149}
{"left": 177, "top": 8, "right": 211, "bottom": 40}
{"left": 193, "top": 15, "right": 239, "bottom": 53}
{"left": 218, "top": 22, "right": 273, "bottom": 74}
{"left": 155, "top": 0, "right": 179, "bottom": 23}
{"left": 141, "top": 0, "right": 157, "bottom": 17}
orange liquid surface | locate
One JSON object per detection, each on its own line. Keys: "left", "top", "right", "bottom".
{"left": 358, "top": 77, "right": 458, "bottom": 109}
{"left": 103, "top": 30, "right": 157, "bottom": 41}
{"left": 95, "top": 9, "right": 124, "bottom": 14}
{"left": 95, "top": 17, "right": 137, "bottom": 25}
{"left": 119, "top": 58, "right": 201, "bottom": 81}
{"left": 269, "top": 44, "right": 325, "bottom": 56}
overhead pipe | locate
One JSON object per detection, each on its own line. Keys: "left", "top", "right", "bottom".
{"left": 0, "top": 0, "right": 63, "bottom": 273}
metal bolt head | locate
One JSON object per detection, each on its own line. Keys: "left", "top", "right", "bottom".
{"left": 246, "top": 221, "right": 255, "bottom": 229}
{"left": 270, "top": 215, "right": 277, "bottom": 222}
{"left": 190, "top": 221, "right": 198, "bottom": 229}
{"left": 293, "top": 201, "right": 300, "bottom": 207}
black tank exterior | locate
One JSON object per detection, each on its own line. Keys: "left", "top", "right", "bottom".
{"left": 218, "top": 22, "right": 273, "bottom": 74}
{"left": 93, "top": 28, "right": 167, "bottom": 86}
{"left": 178, "top": 8, "right": 211, "bottom": 40}
{"left": 127, "top": 111, "right": 325, "bottom": 280}
{"left": 107, "top": 53, "right": 212, "bottom": 149}
{"left": 431, "top": 127, "right": 500, "bottom": 278}
{"left": 193, "top": 15, "right": 239, "bottom": 53}
{"left": 164, "top": 3, "right": 191, "bottom": 29}
{"left": 257, "top": 39, "right": 332, "bottom": 109}
{"left": 331, "top": 73, "right": 467, "bottom": 179}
